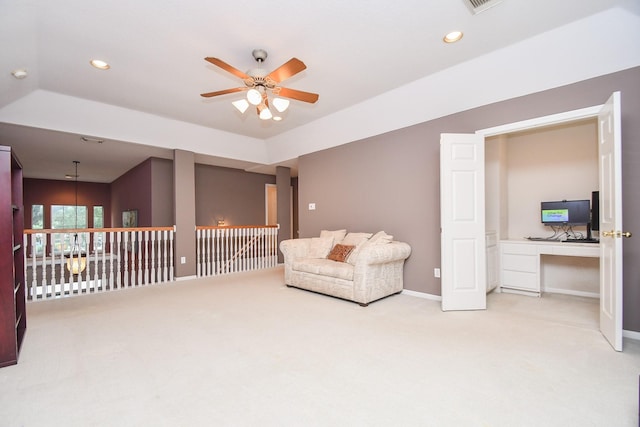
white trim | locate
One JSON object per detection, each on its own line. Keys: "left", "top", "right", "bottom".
{"left": 402, "top": 289, "right": 442, "bottom": 301}
{"left": 175, "top": 275, "right": 197, "bottom": 282}
{"left": 476, "top": 105, "right": 602, "bottom": 137}
{"left": 623, "top": 329, "right": 640, "bottom": 342}
{"left": 543, "top": 288, "right": 599, "bottom": 299}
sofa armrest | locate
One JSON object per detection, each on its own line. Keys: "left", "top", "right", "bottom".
{"left": 279, "top": 238, "right": 312, "bottom": 260}
{"left": 351, "top": 241, "right": 411, "bottom": 305}
{"left": 355, "top": 241, "right": 412, "bottom": 266}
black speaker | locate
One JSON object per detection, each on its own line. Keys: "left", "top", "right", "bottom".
{"left": 591, "top": 191, "right": 600, "bottom": 232}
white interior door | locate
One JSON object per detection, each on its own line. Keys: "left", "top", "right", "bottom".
{"left": 598, "top": 92, "right": 624, "bottom": 351}
{"left": 440, "top": 133, "right": 486, "bottom": 311}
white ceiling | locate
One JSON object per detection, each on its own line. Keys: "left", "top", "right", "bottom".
{"left": 0, "top": 0, "right": 638, "bottom": 182}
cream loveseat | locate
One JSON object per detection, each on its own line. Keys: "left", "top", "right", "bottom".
{"left": 279, "top": 230, "right": 411, "bottom": 306}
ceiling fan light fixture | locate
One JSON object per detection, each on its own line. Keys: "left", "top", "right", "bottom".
{"left": 272, "top": 97, "right": 290, "bottom": 113}
{"left": 247, "top": 88, "right": 262, "bottom": 105}
{"left": 232, "top": 99, "right": 250, "bottom": 113}
{"left": 259, "top": 106, "right": 273, "bottom": 120}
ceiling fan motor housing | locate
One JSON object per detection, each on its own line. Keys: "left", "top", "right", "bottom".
{"left": 252, "top": 49, "right": 268, "bottom": 63}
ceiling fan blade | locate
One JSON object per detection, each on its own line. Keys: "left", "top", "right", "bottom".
{"left": 200, "top": 87, "right": 247, "bottom": 98}
{"left": 266, "top": 58, "right": 307, "bottom": 83}
{"left": 204, "top": 57, "right": 251, "bottom": 80}
{"left": 275, "top": 87, "right": 319, "bottom": 104}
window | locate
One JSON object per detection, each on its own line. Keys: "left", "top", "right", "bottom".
{"left": 51, "top": 205, "right": 88, "bottom": 254}
{"left": 93, "top": 206, "right": 104, "bottom": 252}
{"left": 51, "top": 205, "right": 87, "bottom": 229}
{"left": 31, "top": 205, "right": 44, "bottom": 255}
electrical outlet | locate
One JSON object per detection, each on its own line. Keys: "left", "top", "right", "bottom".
{"left": 434, "top": 268, "right": 441, "bottom": 278}
{"left": 180, "top": 256, "right": 186, "bottom": 264}
{"left": 308, "top": 203, "right": 316, "bottom": 210}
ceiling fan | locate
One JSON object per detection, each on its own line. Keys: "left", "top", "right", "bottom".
{"left": 200, "top": 49, "right": 319, "bottom": 121}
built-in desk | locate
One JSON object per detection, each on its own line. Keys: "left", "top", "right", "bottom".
{"left": 499, "top": 239, "right": 600, "bottom": 296}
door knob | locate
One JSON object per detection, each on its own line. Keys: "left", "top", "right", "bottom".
{"left": 602, "top": 230, "right": 633, "bottom": 238}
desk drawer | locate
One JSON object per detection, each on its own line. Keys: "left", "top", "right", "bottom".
{"left": 501, "top": 253, "right": 538, "bottom": 273}
{"left": 501, "top": 242, "right": 538, "bottom": 255}
{"left": 552, "top": 245, "right": 600, "bottom": 257}
{"left": 501, "top": 270, "right": 538, "bottom": 291}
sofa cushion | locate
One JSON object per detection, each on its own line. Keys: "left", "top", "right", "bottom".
{"left": 340, "top": 232, "right": 373, "bottom": 265}
{"left": 292, "top": 258, "right": 354, "bottom": 281}
{"left": 327, "top": 244, "right": 355, "bottom": 262}
{"left": 320, "top": 229, "right": 347, "bottom": 245}
{"left": 307, "top": 237, "right": 334, "bottom": 258}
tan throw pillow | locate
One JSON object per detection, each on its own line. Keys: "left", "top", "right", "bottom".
{"left": 307, "top": 237, "right": 334, "bottom": 259}
{"left": 320, "top": 229, "right": 347, "bottom": 244}
{"left": 327, "top": 244, "right": 355, "bottom": 263}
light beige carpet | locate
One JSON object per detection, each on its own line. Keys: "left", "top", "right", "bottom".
{"left": 1, "top": 266, "right": 638, "bottom": 426}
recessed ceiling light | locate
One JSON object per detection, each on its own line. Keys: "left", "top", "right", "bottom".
{"left": 11, "top": 69, "right": 28, "bottom": 79}
{"left": 443, "top": 31, "right": 464, "bottom": 43}
{"left": 90, "top": 59, "right": 110, "bottom": 70}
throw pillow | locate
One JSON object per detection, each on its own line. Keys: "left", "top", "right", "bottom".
{"left": 327, "top": 244, "right": 355, "bottom": 263}
{"left": 320, "top": 229, "right": 347, "bottom": 244}
{"left": 348, "top": 231, "right": 394, "bottom": 264}
{"left": 340, "top": 232, "right": 373, "bottom": 247}
{"left": 368, "top": 231, "right": 394, "bottom": 245}
{"left": 307, "top": 237, "right": 334, "bottom": 259}
{"left": 340, "top": 232, "right": 373, "bottom": 265}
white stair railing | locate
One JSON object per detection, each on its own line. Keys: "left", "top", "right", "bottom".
{"left": 23, "top": 227, "right": 175, "bottom": 300}
{"left": 196, "top": 225, "right": 279, "bottom": 277}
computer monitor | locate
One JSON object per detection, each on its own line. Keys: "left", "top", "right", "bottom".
{"left": 541, "top": 199, "right": 591, "bottom": 226}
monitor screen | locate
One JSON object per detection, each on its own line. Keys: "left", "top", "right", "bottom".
{"left": 541, "top": 208, "right": 569, "bottom": 223}
{"left": 541, "top": 200, "right": 590, "bottom": 225}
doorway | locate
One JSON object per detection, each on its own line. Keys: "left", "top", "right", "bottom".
{"left": 441, "top": 93, "right": 624, "bottom": 350}
{"left": 265, "top": 184, "right": 294, "bottom": 239}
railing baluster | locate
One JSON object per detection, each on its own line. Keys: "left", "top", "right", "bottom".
{"left": 215, "top": 228, "right": 220, "bottom": 275}
{"left": 150, "top": 230, "right": 156, "bottom": 285}
{"left": 168, "top": 229, "right": 174, "bottom": 281}
{"left": 161, "top": 230, "right": 167, "bottom": 282}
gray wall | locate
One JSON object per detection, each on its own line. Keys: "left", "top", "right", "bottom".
{"left": 194, "top": 164, "right": 276, "bottom": 226}
{"left": 151, "top": 158, "right": 174, "bottom": 227}
{"left": 174, "top": 150, "right": 196, "bottom": 277}
{"left": 110, "top": 158, "right": 153, "bottom": 226}
{"left": 298, "top": 66, "right": 640, "bottom": 332}
{"left": 111, "top": 157, "right": 174, "bottom": 227}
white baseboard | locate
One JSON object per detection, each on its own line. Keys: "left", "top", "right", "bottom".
{"left": 402, "top": 289, "right": 442, "bottom": 301}
{"left": 175, "top": 275, "right": 198, "bottom": 282}
{"left": 543, "top": 287, "right": 600, "bottom": 298}
{"left": 623, "top": 329, "right": 640, "bottom": 342}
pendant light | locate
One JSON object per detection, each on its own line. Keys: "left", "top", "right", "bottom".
{"left": 66, "top": 160, "right": 86, "bottom": 275}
